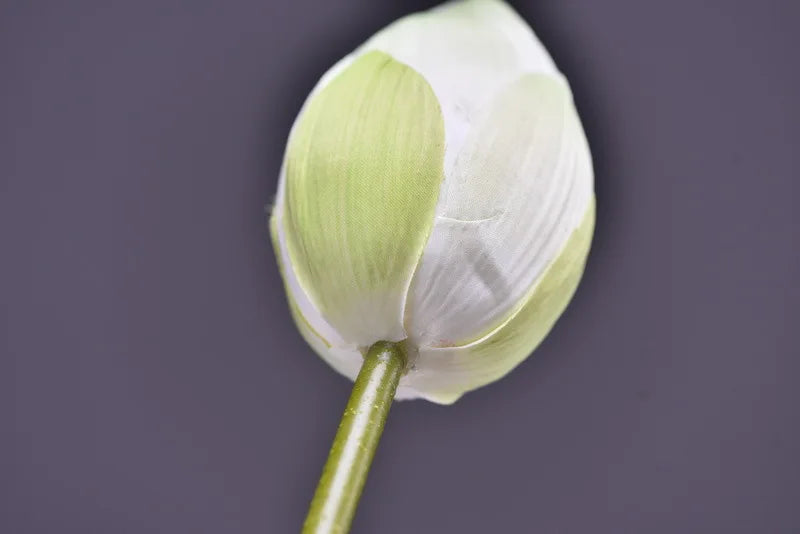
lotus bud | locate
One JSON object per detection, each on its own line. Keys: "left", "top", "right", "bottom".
{"left": 270, "top": 0, "right": 595, "bottom": 404}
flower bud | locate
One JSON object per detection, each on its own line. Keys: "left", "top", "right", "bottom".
{"left": 270, "top": 0, "right": 594, "bottom": 404}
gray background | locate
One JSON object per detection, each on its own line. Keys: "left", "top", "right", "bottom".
{"left": 2, "top": 0, "right": 798, "bottom": 532}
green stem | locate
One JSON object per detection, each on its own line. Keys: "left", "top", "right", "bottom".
{"left": 302, "top": 341, "right": 406, "bottom": 534}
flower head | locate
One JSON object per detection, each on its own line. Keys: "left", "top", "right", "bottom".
{"left": 271, "top": 0, "right": 594, "bottom": 403}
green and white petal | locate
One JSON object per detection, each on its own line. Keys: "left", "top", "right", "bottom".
{"left": 271, "top": 44, "right": 363, "bottom": 358}
{"left": 401, "top": 199, "right": 595, "bottom": 404}
{"left": 282, "top": 51, "right": 446, "bottom": 348}
{"left": 271, "top": 198, "right": 348, "bottom": 349}
{"left": 270, "top": 214, "right": 364, "bottom": 381}
{"left": 358, "top": 0, "right": 558, "bottom": 173}
{"left": 405, "top": 73, "right": 594, "bottom": 349}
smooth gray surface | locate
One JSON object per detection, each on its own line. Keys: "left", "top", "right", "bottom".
{"left": 3, "top": 1, "right": 798, "bottom": 533}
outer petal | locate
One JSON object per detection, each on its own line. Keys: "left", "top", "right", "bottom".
{"left": 359, "top": 0, "right": 559, "bottom": 173}
{"left": 401, "top": 198, "right": 595, "bottom": 403}
{"left": 283, "top": 51, "right": 446, "bottom": 347}
{"left": 270, "top": 215, "right": 363, "bottom": 380}
{"left": 406, "top": 73, "right": 594, "bottom": 348}
{"left": 274, "top": 54, "right": 357, "bottom": 210}
{"left": 271, "top": 195, "right": 347, "bottom": 349}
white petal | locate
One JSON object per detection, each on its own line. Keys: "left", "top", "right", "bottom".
{"left": 359, "top": 0, "right": 558, "bottom": 174}
{"left": 272, "top": 200, "right": 349, "bottom": 349}
{"left": 401, "top": 199, "right": 595, "bottom": 403}
{"left": 405, "top": 73, "right": 593, "bottom": 348}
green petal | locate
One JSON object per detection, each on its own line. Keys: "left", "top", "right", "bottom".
{"left": 283, "top": 50, "right": 446, "bottom": 347}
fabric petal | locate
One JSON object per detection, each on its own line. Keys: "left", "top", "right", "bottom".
{"left": 401, "top": 199, "right": 595, "bottom": 403}
{"left": 274, "top": 54, "right": 357, "bottom": 209}
{"left": 270, "top": 207, "right": 347, "bottom": 348}
{"left": 283, "top": 51, "right": 446, "bottom": 347}
{"left": 359, "top": 0, "right": 559, "bottom": 174}
{"left": 270, "top": 213, "right": 364, "bottom": 382}
{"left": 406, "top": 73, "right": 594, "bottom": 348}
